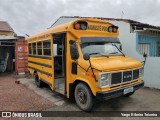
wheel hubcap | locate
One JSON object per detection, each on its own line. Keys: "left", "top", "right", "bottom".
{"left": 77, "top": 89, "right": 87, "bottom": 104}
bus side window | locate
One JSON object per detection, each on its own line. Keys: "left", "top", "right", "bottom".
{"left": 32, "top": 43, "right": 36, "bottom": 55}
{"left": 43, "top": 40, "right": 51, "bottom": 56}
{"left": 28, "top": 43, "right": 32, "bottom": 54}
{"left": 37, "top": 41, "right": 42, "bottom": 55}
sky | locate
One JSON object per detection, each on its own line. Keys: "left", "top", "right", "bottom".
{"left": 0, "top": 0, "right": 160, "bottom": 36}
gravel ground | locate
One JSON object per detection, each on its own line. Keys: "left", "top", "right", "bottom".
{"left": 1, "top": 73, "right": 160, "bottom": 120}
{"left": 0, "top": 73, "right": 55, "bottom": 112}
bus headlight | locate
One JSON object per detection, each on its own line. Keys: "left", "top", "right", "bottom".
{"left": 139, "top": 67, "right": 144, "bottom": 78}
{"left": 98, "top": 73, "right": 111, "bottom": 88}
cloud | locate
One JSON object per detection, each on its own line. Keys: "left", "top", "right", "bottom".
{"left": 0, "top": 0, "right": 160, "bottom": 36}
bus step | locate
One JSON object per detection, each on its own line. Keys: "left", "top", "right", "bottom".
{"left": 55, "top": 83, "right": 65, "bottom": 94}
{"left": 55, "top": 88, "right": 65, "bottom": 94}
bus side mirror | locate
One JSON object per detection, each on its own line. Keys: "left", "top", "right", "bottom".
{"left": 142, "top": 52, "right": 147, "bottom": 67}
{"left": 143, "top": 52, "right": 147, "bottom": 58}
{"left": 83, "top": 53, "right": 90, "bottom": 61}
{"left": 70, "top": 40, "right": 79, "bottom": 60}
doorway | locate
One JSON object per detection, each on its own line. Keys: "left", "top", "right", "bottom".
{"left": 0, "top": 46, "right": 15, "bottom": 73}
{"left": 157, "top": 42, "right": 160, "bottom": 57}
{"left": 53, "top": 33, "right": 66, "bottom": 94}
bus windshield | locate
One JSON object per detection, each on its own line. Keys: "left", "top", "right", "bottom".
{"left": 81, "top": 42, "right": 122, "bottom": 57}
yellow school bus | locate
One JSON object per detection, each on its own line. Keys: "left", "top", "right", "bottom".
{"left": 28, "top": 18, "right": 144, "bottom": 111}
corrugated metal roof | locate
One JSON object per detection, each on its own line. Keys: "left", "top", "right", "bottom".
{"left": 0, "top": 21, "right": 14, "bottom": 32}
{"left": 50, "top": 16, "right": 160, "bottom": 30}
{"left": 0, "top": 36, "right": 17, "bottom": 40}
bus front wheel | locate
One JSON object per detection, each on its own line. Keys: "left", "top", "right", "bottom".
{"left": 74, "top": 83, "right": 94, "bottom": 111}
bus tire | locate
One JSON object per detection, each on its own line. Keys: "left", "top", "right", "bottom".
{"left": 34, "top": 73, "right": 43, "bottom": 88}
{"left": 74, "top": 83, "right": 94, "bottom": 111}
{"left": 123, "top": 91, "right": 135, "bottom": 97}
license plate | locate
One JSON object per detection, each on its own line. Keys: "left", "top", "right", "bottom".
{"left": 124, "top": 87, "right": 134, "bottom": 95}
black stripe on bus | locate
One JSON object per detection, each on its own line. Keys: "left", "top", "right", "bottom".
{"left": 28, "top": 55, "right": 51, "bottom": 60}
{"left": 28, "top": 60, "right": 52, "bottom": 68}
{"left": 40, "top": 78, "right": 52, "bottom": 86}
{"left": 28, "top": 66, "right": 52, "bottom": 77}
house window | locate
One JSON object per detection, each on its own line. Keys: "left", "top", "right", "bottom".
{"left": 43, "top": 40, "right": 51, "bottom": 56}
{"left": 138, "top": 43, "right": 150, "bottom": 56}
{"left": 157, "top": 42, "right": 160, "bottom": 57}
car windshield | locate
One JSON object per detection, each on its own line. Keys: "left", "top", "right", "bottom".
{"left": 81, "top": 42, "right": 122, "bottom": 57}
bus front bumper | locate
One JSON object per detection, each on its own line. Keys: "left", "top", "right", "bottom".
{"left": 96, "top": 81, "right": 144, "bottom": 100}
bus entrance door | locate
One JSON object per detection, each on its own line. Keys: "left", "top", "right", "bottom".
{"left": 53, "top": 33, "right": 66, "bottom": 94}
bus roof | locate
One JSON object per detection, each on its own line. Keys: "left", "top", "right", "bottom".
{"left": 28, "top": 18, "right": 117, "bottom": 41}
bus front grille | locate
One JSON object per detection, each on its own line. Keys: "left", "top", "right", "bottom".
{"left": 111, "top": 72, "right": 122, "bottom": 85}
{"left": 133, "top": 69, "right": 139, "bottom": 80}
{"left": 123, "top": 71, "right": 132, "bottom": 82}
{"left": 111, "top": 69, "right": 140, "bottom": 85}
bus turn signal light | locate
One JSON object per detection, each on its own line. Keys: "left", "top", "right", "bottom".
{"left": 74, "top": 21, "right": 88, "bottom": 30}
{"left": 113, "top": 27, "right": 118, "bottom": 33}
{"left": 108, "top": 26, "right": 113, "bottom": 32}
{"left": 74, "top": 23, "right": 81, "bottom": 30}
{"left": 108, "top": 26, "right": 118, "bottom": 33}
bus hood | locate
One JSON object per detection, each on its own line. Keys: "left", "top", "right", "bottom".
{"left": 91, "top": 56, "right": 142, "bottom": 71}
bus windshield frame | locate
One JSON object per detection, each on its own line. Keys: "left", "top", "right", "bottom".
{"left": 80, "top": 37, "right": 123, "bottom": 57}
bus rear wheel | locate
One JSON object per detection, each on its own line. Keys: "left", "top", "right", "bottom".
{"left": 34, "top": 73, "right": 43, "bottom": 88}
{"left": 74, "top": 83, "right": 94, "bottom": 111}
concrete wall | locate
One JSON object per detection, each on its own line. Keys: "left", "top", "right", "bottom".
{"left": 142, "top": 57, "right": 160, "bottom": 89}
{"left": 110, "top": 20, "right": 160, "bottom": 89}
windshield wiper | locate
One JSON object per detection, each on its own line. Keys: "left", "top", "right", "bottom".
{"left": 89, "top": 52, "right": 109, "bottom": 58}
{"left": 111, "top": 43, "right": 125, "bottom": 57}
{"left": 100, "top": 54, "right": 109, "bottom": 58}
{"left": 89, "top": 52, "right": 100, "bottom": 55}
{"left": 108, "top": 52, "right": 119, "bottom": 54}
